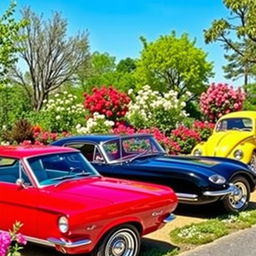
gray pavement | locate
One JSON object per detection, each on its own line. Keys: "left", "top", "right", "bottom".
{"left": 179, "top": 226, "right": 256, "bottom": 256}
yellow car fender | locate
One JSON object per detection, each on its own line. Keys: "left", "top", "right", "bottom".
{"left": 229, "top": 142, "right": 255, "bottom": 164}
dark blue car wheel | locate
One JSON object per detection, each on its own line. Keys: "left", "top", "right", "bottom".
{"left": 222, "top": 176, "right": 250, "bottom": 213}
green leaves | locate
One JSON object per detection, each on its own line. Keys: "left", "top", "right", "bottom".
{"left": 0, "top": 1, "right": 26, "bottom": 82}
{"left": 135, "top": 32, "right": 213, "bottom": 97}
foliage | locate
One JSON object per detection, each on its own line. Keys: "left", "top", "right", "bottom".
{"left": 1, "top": 119, "right": 34, "bottom": 144}
{"left": 12, "top": 7, "right": 90, "bottom": 111}
{"left": 170, "top": 220, "right": 229, "bottom": 245}
{"left": 243, "top": 83, "right": 256, "bottom": 110}
{"left": 171, "top": 126, "right": 201, "bottom": 154}
{"left": 200, "top": 83, "right": 246, "bottom": 122}
{"left": 134, "top": 32, "right": 213, "bottom": 97}
{"left": 170, "top": 209, "right": 256, "bottom": 251}
{"left": 84, "top": 86, "right": 130, "bottom": 121}
{"left": 39, "top": 91, "right": 86, "bottom": 132}
{"left": 139, "top": 128, "right": 181, "bottom": 155}
{"left": 0, "top": 1, "right": 27, "bottom": 84}
{"left": 0, "top": 84, "right": 31, "bottom": 128}
{"left": 0, "top": 221, "right": 26, "bottom": 256}
{"left": 193, "top": 121, "right": 215, "bottom": 141}
{"left": 204, "top": 0, "right": 256, "bottom": 83}
{"left": 113, "top": 124, "right": 181, "bottom": 155}
{"left": 76, "top": 112, "right": 114, "bottom": 134}
{"left": 126, "top": 85, "right": 189, "bottom": 132}
{"left": 78, "top": 52, "right": 137, "bottom": 93}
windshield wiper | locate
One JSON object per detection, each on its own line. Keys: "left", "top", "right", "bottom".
{"left": 53, "top": 172, "right": 91, "bottom": 187}
{"left": 128, "top": 151, "right": 164, "bottom": 162}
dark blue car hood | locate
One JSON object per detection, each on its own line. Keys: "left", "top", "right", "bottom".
{"left": 129, "top": 154, "right": 253, "bottom": 180}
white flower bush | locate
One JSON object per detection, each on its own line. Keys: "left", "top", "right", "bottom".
{"left": 42, "top": 92, "right": 86, "bottom": 131}
{"left": 76, "top": 112, "right": 114, "bottom": 134}
{"left": 126, "top": 85, "right": 190, "bottom": 132}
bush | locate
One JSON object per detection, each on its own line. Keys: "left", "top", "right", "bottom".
{"left": 171, "top": 125, "right": 201, "bottom": 154}
{"left": 39, "top": 91, "right": 86, "bottom": 132}
{"left": 76, "top": 112, "right": 114, "bottom": 134}
{"left": 1, "top": 119, "right": 34, "bottom": 144}
{"left": 193, "top": 121, "right": 215, "bottom": 141}
{"left": 126, "top": 85, "right": 190, "bottom": 133}
{"left": 113, "top": 124, "right": 181, "bottom": 155}
{"left": 83, "top": 86, "right": 130, "bottom": 122}
{"left": 0, "top": 222, "right": 26, "bottom": 256}
{"left": 200, "top": 83, "right": 245, "bottom": 122}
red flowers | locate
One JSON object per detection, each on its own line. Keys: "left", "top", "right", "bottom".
{"left": 200, "top": 83, "right": 245, "bottom": 122}
{"left": 83, "top": 86, "right": 130, "bottom": 121}
{"left": 171, "top": 126, "right": 201, "bottom": 154}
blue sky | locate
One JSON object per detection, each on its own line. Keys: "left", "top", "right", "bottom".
{"left": 1, "top": 0, "right": 240, "bottom": 85}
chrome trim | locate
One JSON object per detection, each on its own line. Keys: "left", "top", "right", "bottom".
{"left": 177, "top": 193, "right": 198, "bottom": 201}
{"left": 203, "top": 184, "right": 236, "bottom": 197}
{"left": 24, "top": 235, "right": 54, "bottom": 247}
{"left": 47, "top": 237, "right": 92, "bottom": 248}
{"left": 163, "top": 214, "right": 176, "bottom": 223}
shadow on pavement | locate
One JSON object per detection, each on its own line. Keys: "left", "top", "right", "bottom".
{"left": 23, "top": 243, "right": 62, "bottom": 256}
{"left": 141, "top": 237, "right": 179, "bottom": 255}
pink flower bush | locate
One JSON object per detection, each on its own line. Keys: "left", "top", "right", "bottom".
{"left": 200, "top": 83, "right": 246, "bottom": 122}
{"left": 171, "top": 125, "right": 201, "bottom": 154}
{"left": 0, "top": 222, "right": 26, "bottom": 256}
{"left": 83, "top": 86, "right": 131, "bottom": 121}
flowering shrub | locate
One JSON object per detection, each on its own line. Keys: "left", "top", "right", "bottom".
{"left": 112, "top": 123, "right": 136, "bottom": 135}
{"left": 193, "top": 121, "right": 215, "bottom": 141}
{"left": 200, "top": 83, "right": 246, "bottom": 122}
{"left": 139, "top": 127, "right": 181, "bottom": 155}
{"left": 0, "top": 222, "right": 26, "bottom": 256}
{"left": 113, "top": 124, "right": 181, "bottom": 155}
{"left": 20, "top": 125, "right": 71, "bottom": 145}
{"left": 41, "top": 91, "right": 86, "bottom": 132}
{"left": 76, "top": 112, "right": 114, "bottom": 134}
{"left": 83, "top": 86, "right": 130, "bottom": 121}
{"left": 126, "top": 85, "right": 190, "bottom": 132}
{"left": 171, "top": 125, "right": 201, "bottom": 154}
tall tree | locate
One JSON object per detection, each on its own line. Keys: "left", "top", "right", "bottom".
{"left": 0, "top": 1, "right": 26, "bottom": 84}
{"left": 204, "top": 0, "right": 256, "bottom": 83}
{"left": 0, "top": 1, "right": 27, "bottom": 127}
{"left": 78, "top": 52, "right": 136, "bottom": 93}
{"left": 12, "top": 8, "right": 90, "bottom": 111}
{"left": 134, "top": 32, "right": 213, "bottom": 98}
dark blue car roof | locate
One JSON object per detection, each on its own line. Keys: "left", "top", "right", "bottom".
{"left": 52, "top": 134, "right": 151, "bottom": 145}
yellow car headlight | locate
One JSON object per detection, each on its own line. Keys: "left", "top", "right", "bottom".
{"left": 193, "top": 149, "right": 202, "bottom": 156}
{"left": 233, "top": 149, "right": 244, "bottom": 160}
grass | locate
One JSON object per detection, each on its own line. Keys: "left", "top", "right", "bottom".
{"left": 143, "top": 209, "right": 256, "bottom": 255}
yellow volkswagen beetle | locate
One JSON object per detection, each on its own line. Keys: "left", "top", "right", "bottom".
{"left": 192, "top": 111, "right": 256, "bottom": 170}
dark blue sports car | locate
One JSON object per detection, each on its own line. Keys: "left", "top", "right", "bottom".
{"left": 52, "top": 134, "right": 256, "bottom": 212}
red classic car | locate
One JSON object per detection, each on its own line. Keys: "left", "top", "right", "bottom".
{"left": 0, "top": 145, "right": 177, "bottom": 255}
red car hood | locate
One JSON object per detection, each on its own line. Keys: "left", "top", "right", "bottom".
{"left": 41, "top": 176, "right": 176, "bottom": 213}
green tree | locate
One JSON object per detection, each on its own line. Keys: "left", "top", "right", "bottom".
{"left": 12, "top": 7, "right": 90, "bottom": 111}
{"left": 204, "top": 0, "right": 256, "bottom": 84}
{"left": 0, "top": 1, "right": 26, "bottom": 85}
{"left": 79, "top": 52, "right": 136, "bottom": 93}
{"left": 134, "top": 32, "right": 213, "bottom": 98}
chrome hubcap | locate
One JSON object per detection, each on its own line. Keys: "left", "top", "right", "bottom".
{"left": 112, "top": 240, "right": 126, "bottom": 255}
{"left": 229, "top": 182, "right": 248, "bottom": 209}
{"left": 105, "top": 228, "right": 138, "bottom": 256}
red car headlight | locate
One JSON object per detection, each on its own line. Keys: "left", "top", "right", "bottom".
{"left": 58, "top": 216, "right": 69, "bottom": 233}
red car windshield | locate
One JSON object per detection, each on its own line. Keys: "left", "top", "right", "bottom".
{"left": 27, "top": 152, "right": 99, "bottom": 186}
